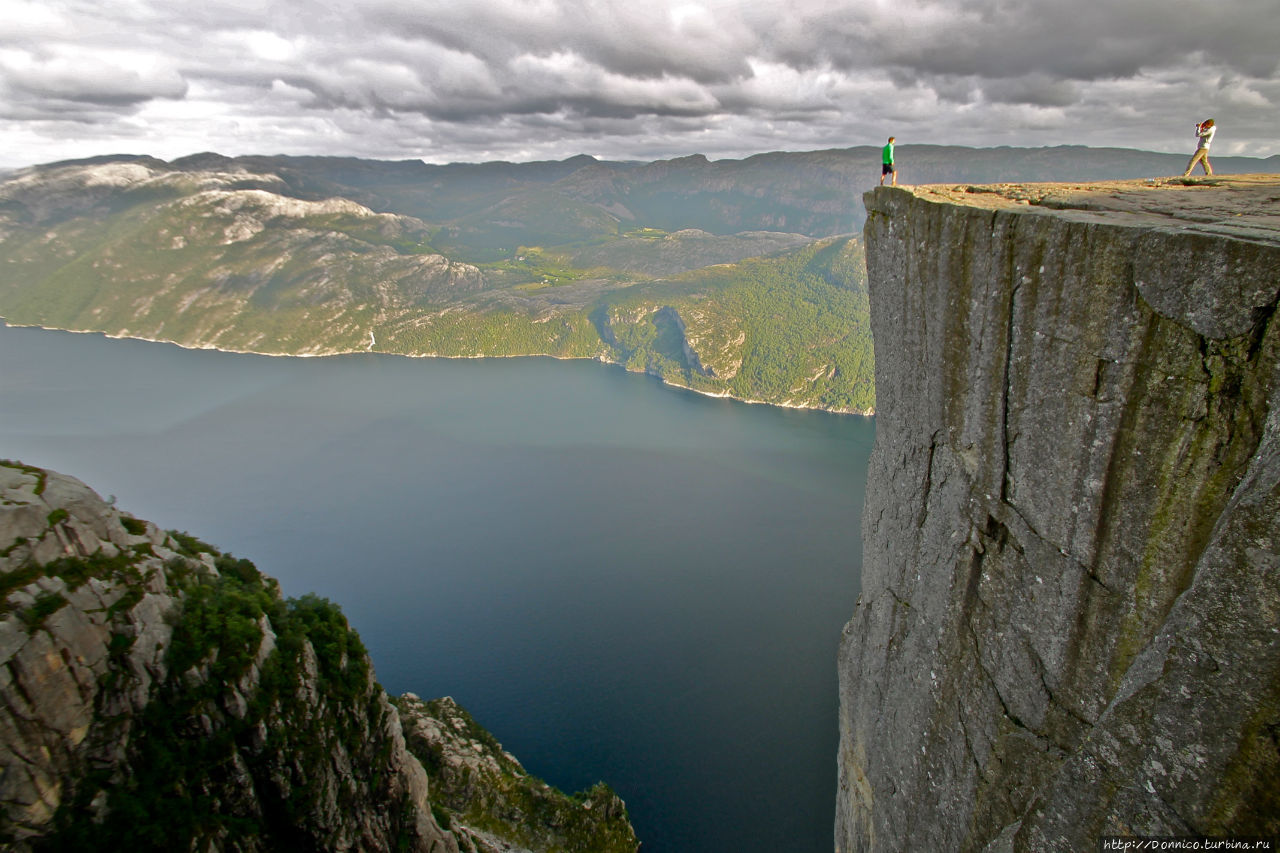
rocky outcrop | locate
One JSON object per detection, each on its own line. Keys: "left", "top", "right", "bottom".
{"left": 0, "top": 461, "right": 638, "bottom": 851}
{"left": 838, "top": 176, "right": 1280, "bottom": 851}
{"left": 0, "top": 460, "right": 458, "bottom": 851}
{"left": 397, "top": 695, "right": 638, "bottom": 853}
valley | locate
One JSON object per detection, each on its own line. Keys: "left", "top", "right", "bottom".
{"left": 5, "top": 144, "right": 1274, "bottom": 415}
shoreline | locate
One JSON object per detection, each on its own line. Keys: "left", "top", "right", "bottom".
{"left": 0, "top": 318, "right": 874, "bottom": 418}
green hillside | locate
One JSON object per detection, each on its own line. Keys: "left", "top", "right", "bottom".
{"left": 0, "top": 157, "right": 873, "bottom": 412}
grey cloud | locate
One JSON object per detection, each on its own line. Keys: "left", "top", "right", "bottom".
{"left": 0, "top": 101, "right": 135, "bottom": 124}
{"left": 766, "top": 0, "right": 1280, "bottom": 88}
{"left": 0, "top": 0, "right": 1277, "bottom": 170}
{"left": 0, "top": 56, "right": 188, "bottom": 121}
{"left": 981, "top": 76, "right": 1080, "bottom": 108}
{"left": 366, "top": 0, "right": 759, "bottom": 86}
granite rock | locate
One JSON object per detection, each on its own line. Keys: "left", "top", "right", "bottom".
{"left": 838, "top": 177, "right": 1280, "bottom": 851}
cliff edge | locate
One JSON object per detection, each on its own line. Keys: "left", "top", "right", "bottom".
{"left": 838, "top": 176, "right": 1280, "bottom": 851}
{"left": 0, "top": 461, "right": 638, "bottom": 852}
{"left": 0, "top": 460, "right": 458, "bottom": 852}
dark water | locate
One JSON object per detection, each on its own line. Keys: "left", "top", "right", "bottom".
{"left": 0, "top": 323, "right": 873, "bottom": 852}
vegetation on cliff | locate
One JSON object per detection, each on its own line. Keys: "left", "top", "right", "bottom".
{"left": 41, "top": 563, "right": 391, "bottom": 850}
{"left": 397, "top": 695, "right": 639, "bottom": 853}
{"left": 0, "top": 458, "right": 443, "bottom": 851}
{"left": 0, "top": 461, "right": 638, "bottom": 852}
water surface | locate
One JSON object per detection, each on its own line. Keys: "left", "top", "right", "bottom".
{"left": 0, "top": 323, "right": 873, "bottom": 852}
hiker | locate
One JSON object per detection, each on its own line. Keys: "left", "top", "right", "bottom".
{"left": 1182, "top": 119, "right": 1215, "bottom": 177}
{"left": 880, "top": 136, "right": 897, "bottom": 186}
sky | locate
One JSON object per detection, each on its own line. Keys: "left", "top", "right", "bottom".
{"left": 1, "top": 0, "right": 1277, "bottom": 170}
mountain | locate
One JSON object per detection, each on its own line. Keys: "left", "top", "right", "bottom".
{"left": 0, "top": 155, "right": 873, "bottom": 413}
{"left": 0, "top": 146, "right": 1275, "bottom": 414}
{"left": 0, "top": 460, "right": 639, "bottom": 852}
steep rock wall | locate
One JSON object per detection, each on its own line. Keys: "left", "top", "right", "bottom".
{"left": 837, "top": 177, "right": 1280, "bottom": 851}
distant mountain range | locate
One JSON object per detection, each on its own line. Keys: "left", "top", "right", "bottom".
{"left": 0, "top": 146, "right": 1274, "bottom": 413}
{"left": 25, "top": 144, "right": 1275, "bottom": 237}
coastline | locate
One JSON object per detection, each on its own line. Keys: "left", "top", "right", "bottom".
{"left": 0, "top": 318, "right": 874, "bottom": 417}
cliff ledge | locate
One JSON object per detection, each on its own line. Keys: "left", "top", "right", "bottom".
{"left": 838, "top": 175, "right": 1280, "bottom": 851}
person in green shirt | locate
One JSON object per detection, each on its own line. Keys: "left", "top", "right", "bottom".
{"left": 880, "top": 136, "right": 897, "bottom": 186}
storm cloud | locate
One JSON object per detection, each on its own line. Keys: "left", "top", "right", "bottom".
{"left": 1, "top": 0, "right": 1276, "bottom": 168}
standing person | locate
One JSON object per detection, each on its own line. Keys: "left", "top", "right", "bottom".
{"left": 880, "top": 136, "right": 897, "bottom": 186}
{"left": 1182, "top": 119, "right": 1216, "bottom": 177}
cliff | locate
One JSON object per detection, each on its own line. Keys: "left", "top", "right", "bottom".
{"left": 0, "top": 461, "right": 637, "bottom": 852}
{"left": 838, "top": 176, "right": 1280, "bottom": 851}
{"left": 0, "top": 460, "right": 459, "bottom": 851}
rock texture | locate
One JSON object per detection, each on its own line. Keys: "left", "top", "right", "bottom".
{"left": 0, "top": 460, "right": 457, "bottom": 851}
{"left": 838, "top": 176, "right": 1280, "bottom": 851}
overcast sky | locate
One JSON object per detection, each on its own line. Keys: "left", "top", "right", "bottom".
{"left": 1, "top": 0, "right": 1277, "bottom": 169}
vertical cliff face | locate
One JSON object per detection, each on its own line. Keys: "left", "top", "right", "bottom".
{"left": 838, "top": 177, "right": 1280, "bottom": 851}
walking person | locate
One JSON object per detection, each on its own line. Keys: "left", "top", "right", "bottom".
{"left": 1182, "top": 119, "right": 1216, "bottom": 177}
{"left": 880, "top": 136, "right": 897, "bottom": 186}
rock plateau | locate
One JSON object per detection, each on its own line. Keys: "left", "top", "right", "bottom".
{"left": 838, "top": 176, "right": 1280, "bottom": 851}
